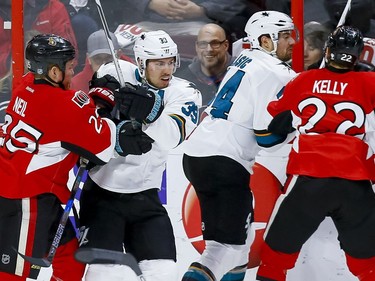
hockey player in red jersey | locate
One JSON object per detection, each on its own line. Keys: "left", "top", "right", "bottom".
{"left": 181, "top": 10, "right": 298, "bottom": 281}
{"left": 256, "top": 26, "right": 375, "bottom": 281}
{"left": 0, "top": 34, "right": 132, "bottom": 281}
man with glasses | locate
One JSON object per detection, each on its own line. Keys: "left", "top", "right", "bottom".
{"left": 181, "top": 11, "right": 298, "bottom": 281}
{"left": 77, "top": 30, "right": 202, "bottom": 281}
{"left": 175, "top": 23, "right": 235, "bottom": 117}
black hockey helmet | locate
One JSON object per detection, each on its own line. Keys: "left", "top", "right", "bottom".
{"left": 325, "top": 25, "right": 364, "bottom": 69}
{"left": 25, "top": 34, "right": 75, "bottom": 75}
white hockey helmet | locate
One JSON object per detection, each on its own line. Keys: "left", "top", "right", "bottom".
{"left": 245, "top": 11, "right": 298, "bottom": 54}
{"left": 133, "top": 30, "right": 180, "bottom": 77}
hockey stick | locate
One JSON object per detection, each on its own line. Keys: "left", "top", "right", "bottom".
{"left": 94, "top": 0, "right": 125, "bottom": 88}
{"left": 15, "top": 159, "right": 88, "bottom": 267}
{"left": 94, "top": 0, "right": 139, "bottom": 128}
{"left": 75, "top": 248, "right": 146, "bottom": 281}
{"left": 336, "top": 0, "right": 353, "bottom": 27}
{"left": 319, "top": 0, "right": 352, "bottom": 68}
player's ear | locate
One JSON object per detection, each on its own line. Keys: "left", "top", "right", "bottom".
{"left": 260, "top": 35, "right": 272, "bottom": 51}
{"left": 48, "top": 65, "right": 62, "bottom": 82}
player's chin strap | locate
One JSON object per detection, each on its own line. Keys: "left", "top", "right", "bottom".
{"left": 255, "top": 44, "right": 293, "bottom": 66}
{"left": 253, "top": 45, "right": 278, "bottom": 57}
{"left": 267, "top": 39, "right": 278, "bottom": 57}
{"left": 44, "top": 72, "right": 66, "bottom": 90}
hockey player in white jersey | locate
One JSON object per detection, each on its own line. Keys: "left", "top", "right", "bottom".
{"left": 181, "top": 11, "right": 298, "bottom": 281}
{"left": 78, "top": 30, "right": 202, "bottom": 281}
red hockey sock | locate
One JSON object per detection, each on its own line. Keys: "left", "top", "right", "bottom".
{"left": 0, "top": 271, "right": 26, "bottom": 281}
{"left": 256, "top": 243, "right": 299, "bottom": 281}
{"left": 346, "top": 254, "right": 375, "bottom": 281}
{"left": 51, "top": 239, "right": 85, "bottom": 281}
{"left": 256, "top": 263, "right": 287, "bottom": 281}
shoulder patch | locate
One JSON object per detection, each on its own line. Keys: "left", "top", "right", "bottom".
{"left": 72, "top": 90, "right": 90, "bottom": 108}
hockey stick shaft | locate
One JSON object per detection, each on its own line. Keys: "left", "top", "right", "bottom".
{"left": 16, "top": 159, "right": 88, "bottom": 267}
{"left": 320, "top": 0, "right": 352, "bottom": 68}
{"left": 75, "top": 248, "right": 146, "bottom": 281}
{"left": 336, "top": 0, "right": 352, "bottom": 27}
{"left": 94, "top": 0, "right": 125, "bottom": 87}
{"left": 94, "top": 0, "right": 140, "bottom": 128}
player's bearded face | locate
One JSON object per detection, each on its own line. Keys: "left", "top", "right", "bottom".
{"left": 145, "top": 58, "right": 175, "bottom": 89}
{"left": 276, "top": 31, "right": 296, "bottom": 62}
{"left": 62, "top": 60, "right": 75, "bottom": 90}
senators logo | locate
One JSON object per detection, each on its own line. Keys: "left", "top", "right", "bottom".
{"left": 48, "top": 36, "right": 57, "bottom": 46}
{"left": 72, "top": 91, "right": 90, "bottom": 108}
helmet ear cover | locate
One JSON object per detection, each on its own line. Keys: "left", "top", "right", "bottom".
{"left": 25, "top": 34, "right": 75, "bottom": 75}
{"left": 133, "top": 30, "right": 180, "bottom": 77}
{"left": 324, "top": 25, "right": 364, "bottom": 68}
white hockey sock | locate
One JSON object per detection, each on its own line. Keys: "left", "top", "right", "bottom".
{"left": 84, "top": 263, "right": 139, "bottom": 281}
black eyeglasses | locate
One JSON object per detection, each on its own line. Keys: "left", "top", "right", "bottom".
{"left": 196, "top": 40, "right": 226, "bottom": 49}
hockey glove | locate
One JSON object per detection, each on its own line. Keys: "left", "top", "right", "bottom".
{"left": 89, "top": 73, "right": 120, "bottom": 117}
{"left": 268, "top": 110, "right": 295, "bottom": 136}
{"left": 115, "top": 120, "right": 154, "bottom": 156}
{"left": 354, "top": 61, "right": 375, "bottom": 72}
{"left": 115, "top": 83, "right": 164, "bottom": 123}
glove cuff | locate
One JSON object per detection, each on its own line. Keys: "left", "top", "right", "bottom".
{"left": 89, "top": 87, "right": 116, "bottom": 108}
{"left": 115, "top": 120, "right": 130, "bottom": 155}
{"left": 145, "top": 93, "right": 163, "bottom": 123}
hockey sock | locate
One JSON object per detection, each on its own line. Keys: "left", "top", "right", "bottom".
{"left": 358, "top": 270, "right": 375, "bottom": 281}
{"left": 346, "top": 254, "right": 375, "bottom": 281}
{"left": 256, "top": 243, "right": 299, "bottom": 281}
{"left": 51, "top": 239, "right": 85, "bottom": 281}
{"left": 256, "top": 264, "right": 287, "bottom": 281}
{"left": 0, "top": 272, "right": 26, "bottom": 281}
{"left": 182, "top": 262, "right": 216, "bottom": 281}
{"left": 139, "top": 259, "right": 178, "bottom": 281}
{"left": 85, "top": 264, "right": 139, "bottom": 281}
{"left": 221, "top": 264, "right": 247, "bottom": 281}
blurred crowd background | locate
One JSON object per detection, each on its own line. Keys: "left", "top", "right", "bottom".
{"left": 1, "top": 0, "right": 375, "bottom": 121}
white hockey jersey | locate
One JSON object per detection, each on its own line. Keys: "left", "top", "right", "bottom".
{"left": 89, "top": 60, "right": 202, "bottom": 193}
{"left": 183, "top": 49, "right": 296, "bottom": 173}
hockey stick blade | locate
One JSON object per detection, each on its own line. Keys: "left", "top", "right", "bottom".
{"left": 13, "top": 248, "right": 51, "bottom": 267}
{"left": 75, "top": 248, "right": 144, "bottom": 277}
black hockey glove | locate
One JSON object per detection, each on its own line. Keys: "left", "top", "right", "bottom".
{"left": 115, "top": 83, "right": 164, "bottom": 123}
{"left": 354, "top": 61, "right": 375, "bottom": 72}
{"left": 115, "top": 120, "right": 154, "bottom": 156}
{"left": 268, "top": 110, "right": 295, "bottom": 136}
{"left": 88, "top": 73, "right": 121, "bottom": 118}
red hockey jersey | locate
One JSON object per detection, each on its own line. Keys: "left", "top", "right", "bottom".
{"left": 268, "top": 68, "right": 375, "bottom": 180}
{"left": 0, "top": 73, "right": 116, "bottom": 202}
